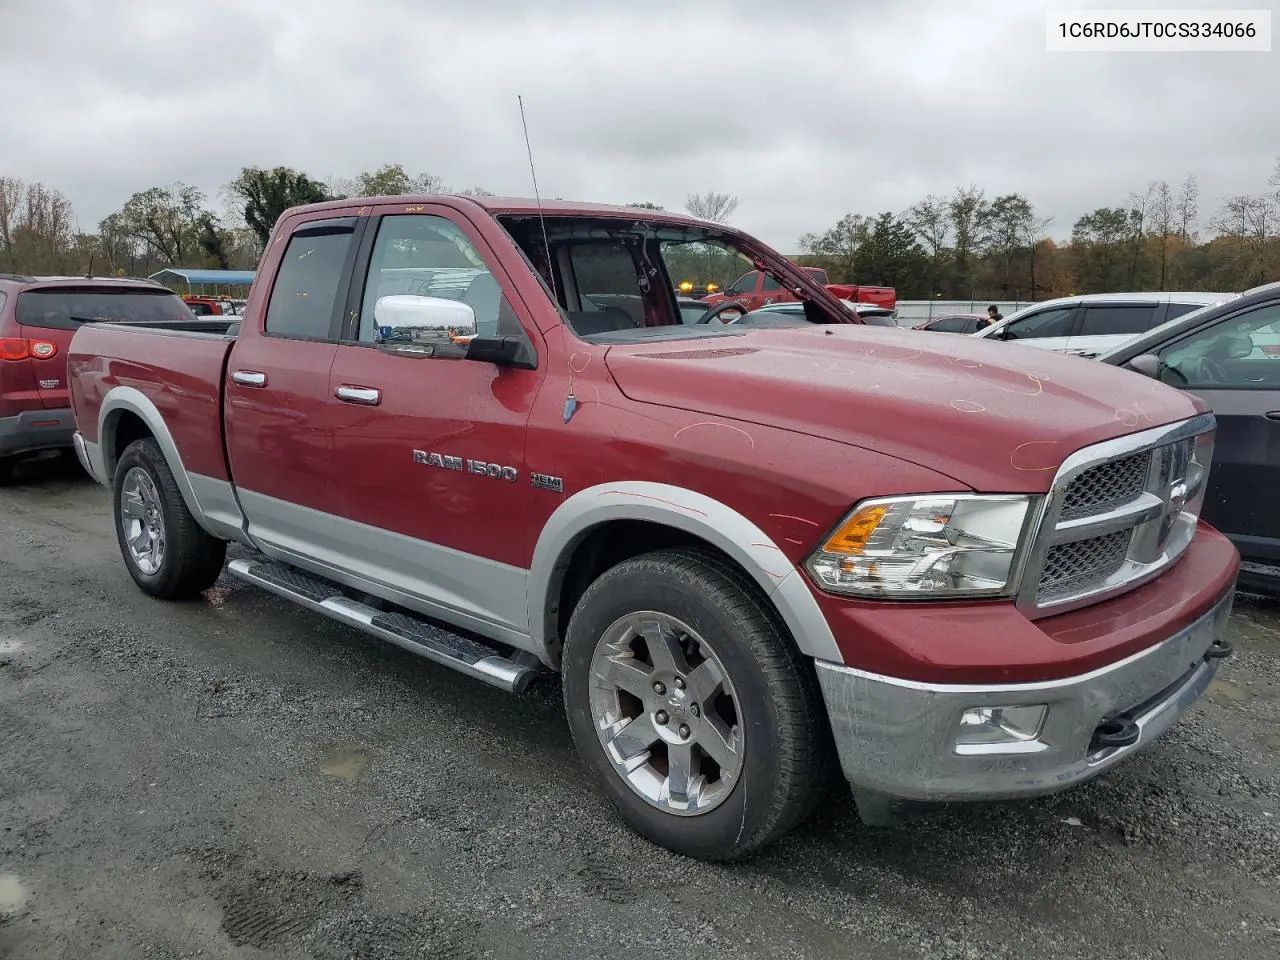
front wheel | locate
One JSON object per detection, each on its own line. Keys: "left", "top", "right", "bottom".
{"left": 112, "top": 437, "right": 227, "bottom": 599}
{"left": 561, "top": 548, "right": 833, "bottom": 861}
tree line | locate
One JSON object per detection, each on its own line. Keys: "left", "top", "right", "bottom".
{"left": 2, "top": 160, "right": 1278, "bottom": 301}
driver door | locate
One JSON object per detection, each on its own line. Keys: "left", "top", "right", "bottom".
{"left": 320, "top": 205, "right": 546, "bottom": 634}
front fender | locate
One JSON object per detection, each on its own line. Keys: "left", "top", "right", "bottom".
{"left": 527, "top": 480, "right": 841, "bottom": 666}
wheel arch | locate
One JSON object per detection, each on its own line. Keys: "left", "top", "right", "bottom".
{"left": 527, "top": 481, "right": 841, "bottom": 669}
{"left": 98, "top": 386, "right": 216, "bottom": 535}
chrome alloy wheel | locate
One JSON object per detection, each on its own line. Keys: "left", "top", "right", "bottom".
{"left": 588, "top": 611, "right": 744, "bottom": 816}
{"left": 119, "top": 466, "right": 165, "bottom": 575}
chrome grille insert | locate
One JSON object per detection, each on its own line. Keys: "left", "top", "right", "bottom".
{"left": 1058, "top": 451, "right": 1149, "bottom": 521}
{"left": 1039, "top": 529, "right": 1133, "bottom": 603}
{"left": 1016, "top": 413, "right": 1216, "bottom": 618}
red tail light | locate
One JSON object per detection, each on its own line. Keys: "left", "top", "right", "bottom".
{"left": 0, "top": 338, "right": 57, "bottom": 361}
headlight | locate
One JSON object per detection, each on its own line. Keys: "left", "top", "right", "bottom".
{"left": 805, "top": 495, "right": 1037, "bottom": 598}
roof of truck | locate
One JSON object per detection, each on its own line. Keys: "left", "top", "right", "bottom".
{"left": 286, "top": 194, "right": 727, "bottom": 229}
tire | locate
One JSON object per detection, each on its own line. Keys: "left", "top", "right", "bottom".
{"left": 561, "top": 547, "right": 834, "bottom": 861}
{"left": 0, "top": 456, "right": 15, "bottom": 487}
{"left": 112, "top": 437, "right": 227, "bottom": 599}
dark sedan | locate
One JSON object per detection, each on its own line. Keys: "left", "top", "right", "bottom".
{"left": 1099, "top": 280, "right": 1280, "bottom": 595}
{"left": 913, "top": 312, "right": 986, "bottom": 334}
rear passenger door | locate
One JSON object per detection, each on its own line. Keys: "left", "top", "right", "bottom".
{"left": 223, "top": 214, "right": 363, "bottom": 555}
{"left": 1064, "top": 301, "right": 1158, "bottom": 358}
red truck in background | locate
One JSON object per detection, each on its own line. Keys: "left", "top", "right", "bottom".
{"left": 183, "top": 296, "right": 245, "bottom": 316}
{"left": 701, "top": 265, "right": 896, "bottom": 314}
{"left": 67, "top": 194, "right": 1237, "bottom": 861}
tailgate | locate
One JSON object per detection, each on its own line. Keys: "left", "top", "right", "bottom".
{"left": 16, "top": 286, "right": 195, "bottom": 410}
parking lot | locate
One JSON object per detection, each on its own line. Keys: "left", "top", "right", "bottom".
{"left": 0, "top": 455, "right": 1276, "bottom": 959}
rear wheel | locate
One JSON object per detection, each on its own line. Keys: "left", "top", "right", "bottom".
{"left": 0, "top": 457, "right": 14, "bottom": 486}
{"left": 561, "top": 547, "right": 833, "bottom": 861}
{"left": 113, "top": 437, "right": 227, "bottom": 599}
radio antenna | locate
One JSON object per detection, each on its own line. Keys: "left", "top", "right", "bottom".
{"left": 518, "top": 94, "right": 558, "bottom": 302}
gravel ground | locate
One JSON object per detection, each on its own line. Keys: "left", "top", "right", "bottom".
{"left": 1, "top": 454, "right": 1278, "bottom": 960}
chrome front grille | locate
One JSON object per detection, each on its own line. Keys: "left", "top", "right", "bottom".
{"left": 1017, "top": 414, "right": 1216, "bottom": 617}
{"left": 1058, "top": 451, "right": 1150, "bottom": 520}
{"left": 1038, "top": 529, "right": 1133, "bottom": 603}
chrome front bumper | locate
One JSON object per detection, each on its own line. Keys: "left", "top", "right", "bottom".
{"left": 814, "top": 587, "right": 1235, "bottom": 804}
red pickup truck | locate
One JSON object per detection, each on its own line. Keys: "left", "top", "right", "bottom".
{"left": 701, "top": 265, "right": 896, "bottom": 314}
{"left": 67, "top": 195, "right": 1238, "bottom": 861}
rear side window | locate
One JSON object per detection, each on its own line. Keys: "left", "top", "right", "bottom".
{"left": 15, "top": 288, "right": 193, "bottom": 329}
{"left": 761, "top": 274, "right": 781, "bottom": 292}
{"left": 1077, "top": 303, "right": 1157, "bottom": 336}
{"left": 265, "top": 220, "right": 356, "bottom": 340}
{"left": 928, "top": 316, "right": 969, "bottom": 332}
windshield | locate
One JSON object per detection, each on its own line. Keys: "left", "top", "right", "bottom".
{"left": 17, "top": 287, "right": 194, "bottom": 330}
{"left": 497, "top": 214, "right": 844, "bottom": 343}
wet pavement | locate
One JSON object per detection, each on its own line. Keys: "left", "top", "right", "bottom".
{"left": 2, "top": 455, "right": 1278, "bottom": 959}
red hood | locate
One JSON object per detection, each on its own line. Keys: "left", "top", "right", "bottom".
{"left": 604, "top": 327, "right": 1205, "bottom": 492}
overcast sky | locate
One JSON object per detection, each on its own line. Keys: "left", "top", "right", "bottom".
{"left": 1, "top": 0, "right": 1275, "bottom": 251}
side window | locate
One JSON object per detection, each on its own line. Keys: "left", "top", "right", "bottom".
{"left": 928, "top": 316, "right": 967, "bottom": 333}
{"left": 567, "top": 242, "right": 646, "bottom": 329}
{"left": 1158, "top": 303, "right": 1280, "bottom": 387}
{"left": 358, "top": 214, "right": 513, "bottom": 343}
{"left": 1003, "top": 306, "right": 1075, "bottom": 340}
{"left": 728, "top": 271, "right": 759, "bottom": 295}
{"left": 265, "top": 221, "right": 355, "bottom": 340}
{"left": 1078, "top": 304, "right": 1158, "bottom": 336}
{"left": 760, "top": 273, "right": 781, "bottom": 292}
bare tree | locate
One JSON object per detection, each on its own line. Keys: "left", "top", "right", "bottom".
{"left": 1175, "top": 173, "right": 1199, "bottom": 243}
{"left": 1148, "top": 180, "right": 1175, "bottom": 289}
{"left": 1211, "top": 193, "right": 1278, "bottom": 285}
{"left": 684, "top": 191, "right": 739, "bottom": 223}
{"left": 1125, "top": 181, "right": 1160, "bottom": 286}
{"left": 904, "top": 195, "right": 951, "bottom": 295}
{"left": 948, "top": 185, "right": 989, "bottom": 297}
{"left": 0, "top": 177, "right": 75, "bottom": 273}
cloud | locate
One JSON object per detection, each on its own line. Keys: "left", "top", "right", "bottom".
{"left": 1, "top": 0, "right": 1275, "bottom": 251}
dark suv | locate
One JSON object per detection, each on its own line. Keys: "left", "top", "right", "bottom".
{"left": 0, "top": 274, "right": 195, "bottom": 483}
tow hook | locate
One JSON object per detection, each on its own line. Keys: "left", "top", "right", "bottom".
{"left": 1204, "top": 639, "right": 1233, "bottom": 660}
{"left": 1090, "top": 715, "right": 1141, "bottom": 751}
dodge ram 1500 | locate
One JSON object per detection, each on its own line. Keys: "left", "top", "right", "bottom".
{"left": 68, "top": 194, "right": 1238, "bottom": 861}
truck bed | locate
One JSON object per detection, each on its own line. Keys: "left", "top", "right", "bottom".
{"left": 67, "top": 319, "right": 238, "bottom": 482}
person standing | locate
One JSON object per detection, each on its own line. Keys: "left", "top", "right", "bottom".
{"left": 977, "top": 304, "right": 1003, "bottom": 330}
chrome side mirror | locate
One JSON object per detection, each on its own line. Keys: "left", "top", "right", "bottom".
{"left": 1126, "top": 353, "right": 1160, "bottom": 378}
{"left": 373, "top": 295, "right": 476, "bottom": 359}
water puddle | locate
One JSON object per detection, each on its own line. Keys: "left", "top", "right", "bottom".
{"left": 0, "top": 873, "right": 30, "bottom": 915}
{"left": 1208, "top": 678, "right": 1251, "bottom": 704}
{"left": 318, "top": 744, "right": 370, "bottom": 781}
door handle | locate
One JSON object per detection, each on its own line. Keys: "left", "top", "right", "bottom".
{"left": 335, "top": 384, "right": 381, "bottom": 406}
{"left": 232, "top": 370, "right": 267, "bottom": 387}
{"left": 1265, "top": 411, "right": 1280, "bottom": 421}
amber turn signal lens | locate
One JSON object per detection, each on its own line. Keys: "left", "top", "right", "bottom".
{"left": 821, "top": 504, "right": 887, "bottom": 556}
